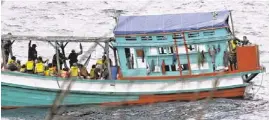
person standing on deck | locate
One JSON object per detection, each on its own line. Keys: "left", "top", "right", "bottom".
{"left": 3, "top": 35, "right": 15, "bottom": 64}
{"left": 28, "top": 40, "right": 37, "bottom": 61}
{"left": 208, "top": 45, "right": 217, "bottom": 72}
{"left": 52, "top": 49, "right": 67, "bottom": 70}
{"left": 68, "top": 44, "right": 83, "bottom": 68}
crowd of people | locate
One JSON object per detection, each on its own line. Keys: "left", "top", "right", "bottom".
{"left": 1, "top": 39, "right": 112, "bottom": 80}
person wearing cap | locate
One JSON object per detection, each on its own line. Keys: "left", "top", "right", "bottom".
{"left": 68, "top": 44, "right": 83, "bottom": 68}
{"left": 28, "top": 40, "right": 38, "bottom": 61}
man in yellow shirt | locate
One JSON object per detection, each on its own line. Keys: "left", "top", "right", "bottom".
{"left": 26, "top": 58, "right": 34, "bottom": 74}
{"left": 7, "top": 56, "right": 18, "bottom": 71}
{"left": 70, "top": 63, "right": 80, "bottom": 78}
{"left": 35, "top": 59, "right": 45, "bottom": 75}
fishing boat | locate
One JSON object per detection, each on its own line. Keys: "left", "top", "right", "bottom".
{"left": 1, "top": 10, "right": 265, "bottom": 109}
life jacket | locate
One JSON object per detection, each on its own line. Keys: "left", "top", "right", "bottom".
{"left": 89, "top": 68, "right": 95, "bottom": 78}
{"left": 70, "top": 66, "right": 79, "bottom": 77}
{"left": 96, "top": 59, "right": 103, "bottom": 65}
{"left": 20, "top": 68, "right": 26, "bottom": 73}
{"left": 230, "top": 40, "right": 237, "bottom": 51}
{"left": 35, "top": 62, "right": 44, "bottom": 73}
{"left": 48, "top": 67, "right": 56, "bottom": 76}
{"left": 7, "top": 59, "right": 15, "bottom": 65}
{"left": 60, "top": 70, "right": 69, "bottom": 78}
{"left": 26, "top": 60, "right": 34, "bottom": 70}
{"left": 44, "top": 69, "right": 50, "bottom": 76}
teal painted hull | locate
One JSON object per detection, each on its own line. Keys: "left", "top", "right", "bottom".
{"left": 1, "top": 83, "right": 139, "bottom": 107}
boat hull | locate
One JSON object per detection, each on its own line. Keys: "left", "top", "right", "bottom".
{"left": 1, "top": 71, "right": 248, "bottom": 108}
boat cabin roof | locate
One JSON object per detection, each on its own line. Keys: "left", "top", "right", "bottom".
{"left": 114, "top": 10, "right": 230, "bottom": 35}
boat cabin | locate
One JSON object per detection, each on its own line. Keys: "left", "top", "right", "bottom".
{"left": 112, "top": 10, "right": 262, "bottom": 79}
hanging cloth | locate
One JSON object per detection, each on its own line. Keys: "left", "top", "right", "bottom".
{"left": 197, "top": 47, "right": 201, "bottom": 70}
{"left": 161, "top": 60, "right": 165, "bottom": 74}
{"left": 141, "top": 50, "right": 145, "bottom": 62}
{"left": 218, "top": 44, "right": 221, "bottom": 53}
{"left": 201, "top": 50, "right": 205, "bottom": 66}
{"left": 151, "top": 59, "right": 155, "bottom": 72}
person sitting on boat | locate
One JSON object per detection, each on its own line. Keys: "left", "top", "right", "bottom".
{"left": 78, "top": 64, "right": 89, "bottom": 79}
{"left": 242, "top": 36, "right": 250, "bottom": 46}
{"left": 7, "top": 56, "right": 18, "bottom": 71}
{"left": 16, "top": 60, "right": 21, "bottom": 71}
{"left": 26, "top": 58, "right": 35, "bottom": 74}
{"left": 28, "top": 40, "right": 38, "bottom": 61}
{"left": 229, "top": 51, "right": 237, "bottom": 71}
{"left": 70, "top": 63, "right": 80, "bottom": 78}
{"left": 68, "top": 44, "right": 83, "bottom": 68}
{"left": 52, "top": 49, "right": 67, "bottom": 70}
{"left": 60, "top": 68, "right": 70, "bottom": 78}
{"left": 35, "top": 59, "right": 45, "bottom": 75}
{"left": 20, "top": 64, "right": 26, "bottom": 73}
{"left": 89, "top": 65, "right": 96, "bottom": 79}
{"left": 37, "top": 56, "right": 49, "bottom": 63}
{"left": 44, "top": 63, "right": 54, "bottom": 76}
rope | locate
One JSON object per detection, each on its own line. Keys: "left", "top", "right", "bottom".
{"left": 252, "top": 73, "right": 264, "bottom": 98}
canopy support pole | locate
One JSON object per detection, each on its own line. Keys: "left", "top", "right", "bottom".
{"left": 58, "top": 42, "right": 68, "bottom": 69}
{"left": 9, "top": 40, "right": 15, "bottom": 57}
{"left": 96, "top": 42, "right": 104, "bottom": 49}
{"left": 105, "top": 42, "right": 112, "bottom": 80}
{"left": 48, "top": 41, "right": 56, "bottom": 48}
{"left": 113, "top": 47, "right": 118, "bottom": 66}
{"left": 55, "top": 42, "right": 61, "bottom": 73}
{"left": 1, "top": 42, "right": 7, "bottom": 69}
{"left": 182, "top": 32, "right": 192, "bottom": 75}
{"left": 230, "top": 11, "right": 236, "bottom": 38}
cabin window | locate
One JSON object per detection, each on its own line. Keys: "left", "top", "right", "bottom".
{"left": 167, "top": 46, "right": 175, "bottom": 54}
{"left": 188, "top": 32, "right": 199, "bottom": 38}
{"left": 149, "top": 47, "right": 158, "bottom": 55}
{"left": 125, "top": 36, "right": 137, "bottom": 41}
{"left": 172, "top": 33, "right": 183, "bottom": 39}
{"left": 203, "top": 31, "right": 215, "bottom": 36}
{"left": 159, "top": 47, "right": 167, "bottom": 54}
{"left": 156, "top": 35, "right": 167, "bottom": 40}
{"left": 171, "top": 64, "right": 177, "bottom": 71}
{"left": 141, "top": 36, "right": 152, "bottom": 40}
{"left": 125, "top": 48, "right": 137, "bottom": 69}
{"left": 177, "top": 46, "right": 187, "bottom": 54}
{"left": 181, "top": 64, "right": 189, "bottom": 71}
{"left": 165, "top": 65, "right": 170, "bottom": 71}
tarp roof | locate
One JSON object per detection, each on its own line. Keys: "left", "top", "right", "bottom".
{"left": 114, "top": 10, "right": 230, "bottom": 35}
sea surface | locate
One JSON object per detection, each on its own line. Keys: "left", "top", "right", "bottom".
{"left": 1, "top": 0, "right": 269, "bottom": 120}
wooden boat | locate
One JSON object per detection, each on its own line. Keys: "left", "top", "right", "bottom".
{"left": 1, "top": 10, "right": 265, "bottom": 109}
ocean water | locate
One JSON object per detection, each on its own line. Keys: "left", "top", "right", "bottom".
{"left": 1, "top": 0, "right": 269, "bottom": 120}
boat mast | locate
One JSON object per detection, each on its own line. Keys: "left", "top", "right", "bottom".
{"left": 55, "top": 42, "right": 61, "bottom": 74}
{"left": 229, "top": 10, "right": 236, "bottom": 38}
{"left": 105, "top": 42, "right": 112, "bottom": 79}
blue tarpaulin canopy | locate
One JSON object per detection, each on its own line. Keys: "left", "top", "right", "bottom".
{"left": 113, "top": 10, "right": 230, "bottom": 35}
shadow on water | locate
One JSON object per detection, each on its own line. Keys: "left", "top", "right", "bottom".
{"left": 2, "top": 98, "right": 269, "bottom": 120}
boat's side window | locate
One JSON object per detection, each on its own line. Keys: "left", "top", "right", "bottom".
{"left": 172, "top": 33, "right": 183, "bottom": 39}
{"left": 188, "top": 32, "right": 199, "bottom": 38}
{"left": 203, "top": 31, "right": 215, "bottom": 36}
{"left": 165, "top": 65, "right": 170, "bottom": 71}
{"left": 125, "top": 36, "right": 137, "bottom": 41}
{"left": 125, "top": 48, "right": 137, "bottom": 69}
{"left": 141, "top": 36, "right": 153, "bottom": 41}
{"left": 157, "top": 35, "right": 167, "bottom": 40}
{"left": 149, "top": 47, "right": 158, "bottom": 55}
{"left": 181, "top": 64, "right": 189, "bottom": 71}
{"left": 171, "top": 64, "right": 177, "bottom": 71}
{"left": 158, "top": 47, "right": 167, "bottom": 54}
{"left": 168, "top": 46, "right": 175, "bottom": 54}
